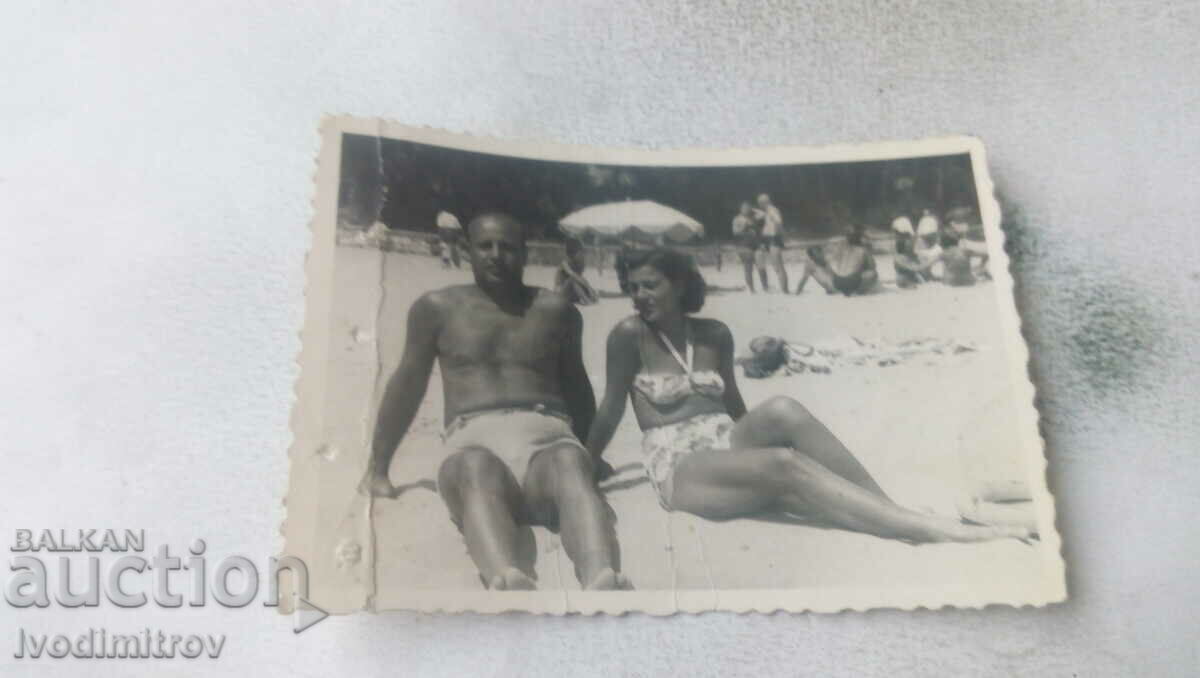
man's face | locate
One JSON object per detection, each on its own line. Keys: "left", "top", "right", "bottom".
{"left": 468, "top": 217, "right": 526, "bottom": 287}
{"left": 757, "top": 196, "right": 769, "bottom": 208}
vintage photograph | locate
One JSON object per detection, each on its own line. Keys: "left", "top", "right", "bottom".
{"left": 286, "top": 118, "right": 1065, "bottom": 614}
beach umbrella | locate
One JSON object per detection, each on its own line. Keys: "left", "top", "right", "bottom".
{"left": 559, "top": 200, "right": 704, "bottom": 242}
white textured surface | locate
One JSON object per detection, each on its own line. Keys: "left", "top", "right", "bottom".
{"left": 2, "top": 1, "right": 1198, "bottom": 676}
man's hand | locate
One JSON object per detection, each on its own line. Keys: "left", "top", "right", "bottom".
{"left": 359, "top": 470, "right": 398, "bottom": 499}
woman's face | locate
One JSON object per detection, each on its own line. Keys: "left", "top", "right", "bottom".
{"left": 628, "top": 264, "right": 682, "bottom": 324}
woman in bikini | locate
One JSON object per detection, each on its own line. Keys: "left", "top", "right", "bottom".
{"left": 585, "top": 248, "right": 1031, "bottom": 543}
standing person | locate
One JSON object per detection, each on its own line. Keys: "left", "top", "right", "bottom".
{"left": 586, "top": 248, "right": 1031, "bottom": 543}
{"left": 436, "top": 209, "right": 464, "bottom": 268}
{"left": 361, "top": 212, "right": 629, "bottom": 591}
{"left": 753, "top": 193, "right": 789, "bottom": 292}
{"left": 732, "top": 202, "right": 767, "bottom": 293}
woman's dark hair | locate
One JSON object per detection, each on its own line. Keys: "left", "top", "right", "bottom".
{"left": 624, "top": 247, "right": 706, "bottom": 313}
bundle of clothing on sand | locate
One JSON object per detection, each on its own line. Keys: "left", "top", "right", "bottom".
{"left": 738, "top": 335, "right": 979, "bottom": 379}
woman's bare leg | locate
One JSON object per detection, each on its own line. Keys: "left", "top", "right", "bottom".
{"left": 731, "top": 396, "right": 890, "bottom": 500}
{"left": 669, "top": 447, "right": 1029, "bottom": 542}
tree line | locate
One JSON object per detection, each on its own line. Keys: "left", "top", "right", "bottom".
{"left": 338, "top": 134, "right": 980, "bottom": 241}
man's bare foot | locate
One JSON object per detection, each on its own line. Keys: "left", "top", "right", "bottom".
{"left": 359, "top": 472, "right": 396, "bottom": 498}
{"left": 584, "top": 567, "right": 633, "bottom": 591}
{"left": 487, "top": 567, "right": 536, "bottom": 591}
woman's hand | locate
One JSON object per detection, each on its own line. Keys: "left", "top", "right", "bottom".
{"left": 593, "top": 458, "right": 617, "bottom": 483}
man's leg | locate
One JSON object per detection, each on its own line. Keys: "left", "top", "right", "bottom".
{"left": 805, "top": 260, "right": 836, "bottom": 293}
{"left": 755, "top": 249, "right": 770, "bottom": 291}
{"left": 523, "top": 444, "right": 626, "bottom": 590}
{"left": 437, "top": 447, "right": 535, "bottom": 590}
{"left": 770, "top": 245, "right": 790, "bottom": 292}
{"left": 740, "top": 253, "right": 755, "bottom": 292}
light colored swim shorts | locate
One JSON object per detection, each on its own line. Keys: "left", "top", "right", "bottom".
{"left": 442, "top": 406, "right": 584, "bottom": 479}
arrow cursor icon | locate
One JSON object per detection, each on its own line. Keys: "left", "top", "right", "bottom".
{"left": 294, "top": 596, "right": 329, "bottom": 634}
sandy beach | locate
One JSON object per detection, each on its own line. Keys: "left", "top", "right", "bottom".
{"left": 310, "top": 244, "right": 1058, "bottom": 608}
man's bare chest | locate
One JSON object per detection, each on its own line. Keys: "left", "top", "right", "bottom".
{"left": 438, "top": 306, "right": 564, "bottom": 367}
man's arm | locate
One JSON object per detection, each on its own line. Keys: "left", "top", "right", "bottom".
{"left": 558, "top": 304, "right": 596, "bottom": 444}
{"left": 361, "top": 293, "right": 441, "bottom": 497}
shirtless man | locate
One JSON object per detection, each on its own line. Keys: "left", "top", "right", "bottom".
{"left": 752, "top": 193, "right": 789, "bottom": 292}
{"left": 732, "top": 201, "right": 766, "bottom": 292}
{"left": 361, "top": 212, "right": 628, "bottom": 591}
{"left": 825, "top": 225, "right": 879, "bottom": 296}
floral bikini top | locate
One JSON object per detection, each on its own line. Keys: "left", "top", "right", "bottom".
{"left": 632, "top": 319, "right": 725, "bottom": 408}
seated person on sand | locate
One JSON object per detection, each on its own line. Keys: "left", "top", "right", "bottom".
{"left": 361, "top": 212, "right": 628, "bottom": 591}
{"left": 796, "top": 226, "right": 879, "bottom": 296}
{"left": 948, "top": 215, "right": 991, "bottom": 280}
{"left": 893, "top": 232, "right": 935, "bottom": 288}
{"left": 825, "top": 225, "right": 879, "bottom": 295}
{"left": 793, "top": 245, "right": 835, "bottom": 295}
{"left": 938, "top": 232, "right": 977, "bottom": 287}
{"left": 555, "top": 237, "right": 599, "bottom": 305}
{"left": 914, "top": 228, "right": 944, "bottom": 280}
{"left": 586, "top": 248, "right": 1032, "bottom": 544}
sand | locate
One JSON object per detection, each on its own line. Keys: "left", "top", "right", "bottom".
{"left": 314, "top": 245, "right": 1057, "bottom": 606}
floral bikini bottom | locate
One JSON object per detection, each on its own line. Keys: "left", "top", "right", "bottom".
{"left": 641, "top": 413, "right": 736, "bottom": 510}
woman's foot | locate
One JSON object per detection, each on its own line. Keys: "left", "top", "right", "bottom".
{"left": 916, "top": 514, "right": 1035, "bottom": 543}
{"left": 957, "top": 495, "right": 1040, "bottom": 536}
{"left": 487, "top": 567, "right": 537, "bottom": 591}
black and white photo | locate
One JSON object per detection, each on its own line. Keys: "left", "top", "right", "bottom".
{"left": 286, "top": 118, "right": 1064, "bottom": 614}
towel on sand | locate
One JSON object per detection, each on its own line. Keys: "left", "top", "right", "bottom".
{"left": 740, "top": 336, "right": 978, "bottom": 378}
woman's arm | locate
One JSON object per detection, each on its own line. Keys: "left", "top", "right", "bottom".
{"left": 714, "top": 321, "right": 749, "bottom": 420}
{"left": 585, "top": 320, "right": 641, "bottom": 477}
